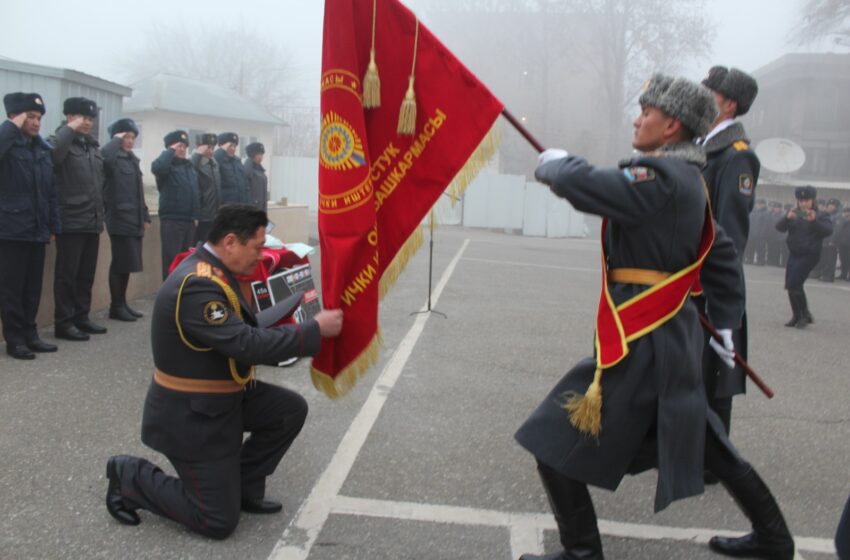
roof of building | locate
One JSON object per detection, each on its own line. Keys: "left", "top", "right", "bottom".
{"left": 123, "top": 73, "right": 284, "bottom": 125}
{"left": 752, "top": 52, "right": 850, "bottom": 86}
{"left": 0, "top": 57, "right": 131, "bottom": 96}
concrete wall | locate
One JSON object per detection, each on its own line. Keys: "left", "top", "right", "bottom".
{"left": 26, "top": 204, "right": 309, "bottom": 332}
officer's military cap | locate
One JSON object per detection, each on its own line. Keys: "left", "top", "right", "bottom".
{"left": 827, "top": 198, "right": 841, "bottom": 207}
{"left": 197, "top": 133, "right": 218, "bottom": 147}
{"left": 163, "top": 130, "right": 190, "bottom": 147}
{"left": 3, "top": 92, "right": 46, "bottom": 116}
{"left": 702, "top": 66, "right": 758, "bottom": 116}
{"left": 107, "top": 118, "right": 139, "bottom": 138}
{"left": 63, "top": 97, "right": 98, "bottom": 118}
{"left": 639, "top": 74, "right": 717, "bottom": 137}
{"left": 245, "top": 142, "right": 265, "bottom": 157}
{"left": 795, "top": 185, "right": 817, "bottom": 200}
{"left": 217, "top": 132, "right": 239, "bottom": 146}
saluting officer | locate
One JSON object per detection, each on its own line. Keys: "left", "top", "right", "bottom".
{"left": 51, "top": 97, "right": 107, "bottom": 341}
{"left": 215, "top": 132, "right": 250, "bottom": 204}
{"left": 0, "top": 93, "right": 60, "bottom": 359}
{"left": 698, "top": 66, "right": 760, "bottom": 443}
{"left": 517, "top": 75, "right": 793, "bottom": 560}
{"left": 191, "top": 133, "right": 222, "bottom": 244}
{"left": 243, "top": 142, "right": 268, "bottom": 213}
{"left": 105, "top": 204, "right": 343, "bottom": 538}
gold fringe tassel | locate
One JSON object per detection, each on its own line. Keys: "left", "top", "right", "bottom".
{"left": 379, "top": 226, "right": 424, "bottom": 300}
{"left": 563, "top": 367, "right": 604, "bottom": 437}
{"left": 311, "top": 330, "right": 383, "bottom": 399}
{"left": 397, "top": 77, "right": 417, "bottom": 135}
{"left": 363, "top": 49, "right": 381, "bottom": 109}
{"left": 446, "top": 122, "right": 502, "bottom": 206}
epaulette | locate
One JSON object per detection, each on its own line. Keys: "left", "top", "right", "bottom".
{"left": 195, "top": 261, "right": 212, "bottom": 278}
{"left": 733, "top": 140, "right": 749, "bottom": 152}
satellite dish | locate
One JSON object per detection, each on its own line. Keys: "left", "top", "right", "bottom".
{"left": 755, "top": 138, "right": 806, "bottom": 174}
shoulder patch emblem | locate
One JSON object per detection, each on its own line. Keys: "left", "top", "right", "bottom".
{"left": 624, "top": 166, "right": 656, "bottom": 184}
{"left": 738, "top": 174, "right": 754, "bottom": 196}
{"left": 196, "top": 262, "right": 212, "bottom": 278}
{"left": 203, "top": 301, "right": 229, "bottom": 324}
{"left": 733, "top": 140, "right": 749, "bottom": 152}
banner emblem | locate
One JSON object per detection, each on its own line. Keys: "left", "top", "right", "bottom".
{"left": 320, "top": 111, "right": 366, "bottom": 171}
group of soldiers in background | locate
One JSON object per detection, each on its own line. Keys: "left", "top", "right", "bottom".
{"left": 745, "top": 196, "right": 850, "bottom": 281}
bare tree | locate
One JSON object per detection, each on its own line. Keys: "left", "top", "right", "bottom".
{"left": 792, "top": 0, "right": 850, "bottom": 46}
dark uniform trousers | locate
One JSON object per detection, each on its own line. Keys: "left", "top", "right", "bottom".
{"left": 118, "top": 381, "right": 308, "bottom": 539}
{"left": 160, "top": 220, "right": 195, "bottom": 280}
{"left": 54, "top": 232, "right": 100, "bottom": 327}
{"left": 0, "top": 240, "right": 46, "bottom": 345}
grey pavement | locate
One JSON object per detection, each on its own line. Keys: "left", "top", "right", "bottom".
{"left": 0, "top": 225, "right": 847, "bottom": 560}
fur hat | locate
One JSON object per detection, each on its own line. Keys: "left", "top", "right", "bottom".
{"left": 827, "top": 198, "right": 841, "bottom": 207}
{"left": 702, "top": 66, "right": 758, "bottom": 116}
{"left": 163, "top": 130, "right": 190, "bottom": 148}
{"left": 63, "top": 97, "right": 98, "bottom": 118}
{"left": 245, "top": 142, "right": 265, "bottom": 157}
{"left": 795, "top": 185, "right": 817, "bottom": 201}
{"left": 197, "top": 133, "right": 218, "bottom": 147}
{"left": 4, "top": 92, "right": 46, "bottom": 116}
{"left": 639, "top": 74, "right": 717, "bottom": 138}
{"left": 107, "top": 118, "right": 139, "bottom": 138}
{"left": 217, "top": 132, "right": 239, "bottom": 146}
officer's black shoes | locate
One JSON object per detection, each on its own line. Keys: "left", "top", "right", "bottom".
{"left": 124, "top": 304, "right": 144, "bottom": 318}
{"left": 55, "top": 325, "right": 90, "bottom": 341}
{"left": 519, "top": 548, "right": 603, "bottom": 560}
{"left": 708, "top": 532, "right": 794, "bottom": 560}
{"left": 709, "top": 468, "right": 794, "bottom": 560}
{"left": 26, "top": 339, "right": 57, "bottom": 353}
{"left": 7, "top": 344, "right": 35, "bottom": 360}
{"left": 106, "top": 456, "right": 141, "bottom": 526}
{"left": 240, "top": 497, "right": 283, "bottom": 514}
{"left": 109, "top": 306, "right": 137, "bottom": 322}
{"left": 75, "top": 319, "right": 107, "bottom": 334}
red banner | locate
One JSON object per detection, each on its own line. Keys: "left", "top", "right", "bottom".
{"left": 313, "top": 0, "right": 504, "bottom": 397}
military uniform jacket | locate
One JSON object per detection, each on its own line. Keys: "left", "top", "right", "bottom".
{"left": 50, "top": 125, "right": 104, "bottom": 234}
{"left": 190, "top": 153, "right": 221, "bottom": 222}
{"left": 214, "top": 148, "right": 249, "bottom": 204}
{"left": 102, "top": 137, "right": 150, "bottom": 237}
{"left": 152, "top": 149, "right": 199, "bottom": 221}
{"left": 0, "top": 121, "right": 60, "bottom": 243}
{"left": 515, "top": 143, "right": 743, "bottom": 512}
{"left": 243, "top": 159, "right": 268, "bottom": 213}
{"left": 141, "top": 246, "right": 322, "bottom": 461}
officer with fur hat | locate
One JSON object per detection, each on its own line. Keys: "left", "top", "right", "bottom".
{"left": 243, "top": 142, "right": 268, "bottom": 213}
{"left": 697, "top": 66, "right": 760, "bottom": 443}
{"left": 516, "top": 74, "right": 794, "bottom": 560}
{"left": 214, "top": 132, "right": 250, "bottom": 204}
{"left": 152, "top": 130, "right": 199, "bottom": 280}
{"left": 816, "top": 198, "right": 842, "bottom": 282}
{"left": 0, "top": 93, "right": 60, "bottom": 359}
{"left": 191, "top": 133, "right": 222, "bottom": 244}
{"left": 776, "top": 186, "right": 833, "bottom": 328}
{"left": 50, "top": 96, "right": 107, "bottom": 341}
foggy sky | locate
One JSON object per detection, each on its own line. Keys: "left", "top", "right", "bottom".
{"left": 0, "top": 0, "right": 827, "bottom": 107}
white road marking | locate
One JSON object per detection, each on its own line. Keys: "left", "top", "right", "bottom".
{"left": 267, "top": 239, "right": 471, "bottom": 560}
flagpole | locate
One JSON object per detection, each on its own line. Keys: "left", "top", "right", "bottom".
{"left": 501, "top": 106, "right": 774, "bottom": 399}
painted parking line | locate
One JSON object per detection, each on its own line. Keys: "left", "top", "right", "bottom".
{"left": 267, "top": 239, "right": 471, "bottom": 560}
{"left": 332, "top": 495, "right": 830, "bottom": 559}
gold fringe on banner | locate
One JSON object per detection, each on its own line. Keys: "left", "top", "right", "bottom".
{"left": 397, "top": 18, "right": 420, "bottom": 135}
{"left": 446, "top": 122, "right": 502, "bottom": 205}
{"left": 362, "top": 0, "right": 380, "bottom": 108}
{"left": 311, "top": 330, "right": 383, "bottom": 399}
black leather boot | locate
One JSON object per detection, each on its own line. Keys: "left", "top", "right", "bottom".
{"left": 519, "top": 462, "right": 604, "bottom": 560}
{"left": 708, "top": 468, "right": 794, "bottom": 559}
{"left": 783, "top": 291, "right": 799, "bottom": 327}
{"left": 796, "top": 290, "right": 813, "bottom": 328}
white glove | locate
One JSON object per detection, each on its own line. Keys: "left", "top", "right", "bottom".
{"left": 538, "top": 148, "right": 569, "bottom": 166}
{"left": 709, "top": 328, "right": 735, "bottom": 369}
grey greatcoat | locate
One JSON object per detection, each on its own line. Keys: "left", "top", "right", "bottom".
{"left": 190, "top": 152, "right": 221, "bottom": 223}
{"left": 515, "top": 143, "right": 744, "bottom": 512}
{"left": 102, "top": 137, "right": 150, "bottom": 237}
{"left": 50, "top": 125, "right": 104, "bottom": 234}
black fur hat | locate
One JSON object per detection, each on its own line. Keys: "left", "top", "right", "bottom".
{"left": 795, "top": 185, "right": 817, "bottom": 201}
{"left": 63, "top": 97, "right": 98, "bottom": 118}
{"left": 217, "top": 132, "right": 239, "bottom": 146}
{"left": 3, "top": 92, "right": 46, "bottom": 115}
{"left": 702, "top": 66, "right": 759, "bottom": 116}
{"left": 163, "top": 130, "right": 190, "bottom": 148}
{"left": 197, "top": 133, "right": 218, "bottom": 147}
{"left": 107, "top": 118, "right": 139, "bottom": 137}
{"left": 245, "top": 142, "right": 265, "bottom": 157}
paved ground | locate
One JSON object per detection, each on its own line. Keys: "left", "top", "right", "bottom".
{"left": 1, "top": 225, "right": 847, "bottom": 559}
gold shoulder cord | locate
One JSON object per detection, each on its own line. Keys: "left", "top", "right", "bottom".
{"left": 176, "top": 272, "right": 255, "bottom": 386}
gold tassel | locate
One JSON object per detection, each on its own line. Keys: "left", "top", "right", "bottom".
{"left": 563, "top": 368, "right": 604, "bottom": 437}
{"left": 311, "top": 330, "right": 383, "bottom": 399}
{"left": 397, "top": 76, "right": 417, "bottom": 135}
{"left": 363, "top": 48, "right": 381, "bottom": 108}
